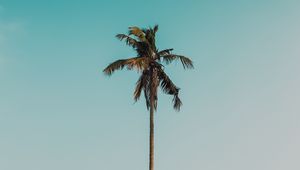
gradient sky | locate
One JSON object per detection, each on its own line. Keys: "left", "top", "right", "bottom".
{"left": 0, "top": 0, "right": 299, "bottom": 170}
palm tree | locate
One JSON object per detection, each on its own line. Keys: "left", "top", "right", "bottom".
{"left": 103, "top": 25, "right": 193, "bottom": 170}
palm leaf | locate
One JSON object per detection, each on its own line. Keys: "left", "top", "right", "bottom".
{"left": 161, "top": 54, "right": 194, "bottom": 69}
{"left": 158, "top": 69, "right": 182, "bottom": 111}
{"left": 157, "top": 48, "right": 173, "bottom": 56}
{"left": 158, "top": 69, "right": 179, "bottom": 95}
{"left": 153, "top": 25, "right": 159, "bottom": 34}
{"left": 173, "top": 94, "right": 182, "bottom": 111}
{"left": 116, "top": 34, "right": 138, "bottom": 48}
{"left": 129, "top": 26, "right": 146, "bottom": 41}
{"left": 144, "top": 28, "right": 156, "bottom": 50}
{"left": 134, "top": 70, "right": 149, "bottom": 102}
{"left": 103, "top": 57, "right": 148, "bottom": 75}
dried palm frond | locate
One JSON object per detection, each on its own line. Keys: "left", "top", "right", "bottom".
{"left": 129, "top": 26, "right": 146, "bottom": 41}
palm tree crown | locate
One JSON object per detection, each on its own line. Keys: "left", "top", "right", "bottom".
{"left": 103, "top": 25, "right": 193, "bottom": 111}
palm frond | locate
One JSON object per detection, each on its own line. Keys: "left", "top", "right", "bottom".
{"left": 128, "top": 26, "right": 146, "bottom": 41}
{"left": 125, "top": 57, "right": 149, "bottom": 70}
{"left": 158, "top": 69, "right": 179, "bottom": 95}
{"left": 179, "top": 55, "right": 194, "bottom": 69}
{"left": 158, "top": 69, "right": 182, "bottom": 110}
{"left": 145, "top": 29, "right": 156, "bottom": 50}
{"left": 134, "top": 70, "right": 149, "bottom": 102}
{"left": 144, "top": 87, "right": 151, "bottom": 110}
{"left": 116, "top": 34, "right": 138, "bottom": 48}
{"left": 173, "top": 94, "right": 182, "bottom": 111}
{"left": 153, "top": 25, "right": 159, "bottom": 34}
{"left": 157, "top": 48, "right": 173, "bottom": 56}
{"left": 103, "top": 59, "right": 127, "bottom": 75}
{"left": 103, "top": 57, "right": 148, "bottom": 75}
{"left": 161, "top": 54, "right": 194, "bottom": 69}
{"left": 161, "top": 54, "right": 175, "bottom": 64}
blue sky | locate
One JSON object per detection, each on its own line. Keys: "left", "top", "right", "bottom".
{"left": 0, "top": 0, "right": 299, "bottom": 170}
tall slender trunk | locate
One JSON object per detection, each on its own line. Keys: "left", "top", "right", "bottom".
{"left": 149, "top": 66, "right": 157, "bottom": 170}
{"left": 149, "top": 103, "right": 154, "bottom": 170}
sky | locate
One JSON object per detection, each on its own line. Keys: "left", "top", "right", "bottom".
{"left": 0, "top": 0, "right": 299, "bottom": 170}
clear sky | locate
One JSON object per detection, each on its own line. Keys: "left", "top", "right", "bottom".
{"left": 0, "top": 0, "right": 299, "bottom": 170}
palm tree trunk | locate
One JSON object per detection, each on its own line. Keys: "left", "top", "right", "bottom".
{"left": 149, "top": 67, "right": 157, "bottom": 170}
{"left": 149, "top": 104, "right": 154, "bottom": 170}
